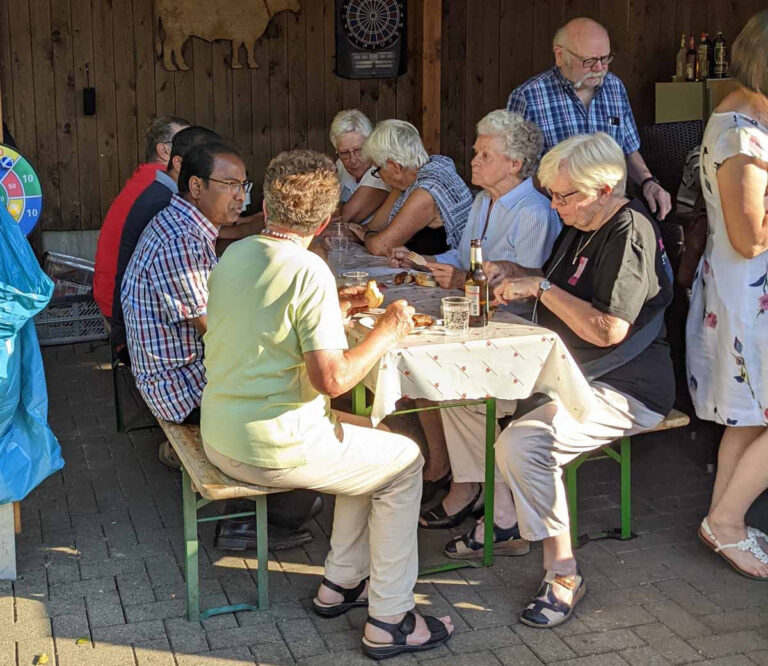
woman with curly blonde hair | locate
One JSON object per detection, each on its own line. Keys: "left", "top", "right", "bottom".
{"left": 201, "top": 149, "right": 455, "bottom": 658}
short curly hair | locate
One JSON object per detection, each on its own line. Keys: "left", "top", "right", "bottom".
{"left": 263, "top": 150, "right": 340, "bottom": 233}
{"left": 476, "top": 110, "right": 544, "bottom": 179}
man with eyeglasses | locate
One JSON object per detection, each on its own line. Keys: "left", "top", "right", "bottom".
{"left": 122, "top": 141, "right": 323, "bottom": 552}
{"left": 507, "top": 17, "right": 672, "bottom": 220}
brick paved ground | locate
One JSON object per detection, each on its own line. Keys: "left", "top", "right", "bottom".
{"left": 2, "top": 340, "right": 767, "bottom": 665}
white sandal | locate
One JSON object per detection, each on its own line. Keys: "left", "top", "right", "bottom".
{"left": 747, "top": 526, "right": 768, "bottom": 545}
{"left": 698, "top": 517, "right": 768, "bottom": 581}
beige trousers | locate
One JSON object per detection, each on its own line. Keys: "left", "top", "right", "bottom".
{"left": 440, "top": 383, "right": 663, "bottom": 541}
{"left": 203, "top": 414, "right": 423, "bottom": 617}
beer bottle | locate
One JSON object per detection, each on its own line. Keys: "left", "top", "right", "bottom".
{"left": 697, "top": 33, "right": 710, "bottom": 79}
{"left": 465, "top": 239, "right": 489, "bottom": 328}
{"left": 713, "top": 31, "right": 728, "bottom": 78}
{"left": 674, "top": 34, "right": 687, "bottom": 81}
{"left": 685, "top": 35, "right": 697, "bottom": 81}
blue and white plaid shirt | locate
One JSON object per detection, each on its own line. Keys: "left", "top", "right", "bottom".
{"left": 389, "top": 155, "right": 472, "bottom": 249}
{"left": 507, "top": 67, "right": 641, "bottom": 156}
{"left": 121, "top": 195, "right": 218, "bottom": 423}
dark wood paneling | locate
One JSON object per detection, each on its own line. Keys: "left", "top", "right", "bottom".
{"left": 1, "top": 0, "right": 758, "bottom": 231}
{"left": 441, "top": 0, "right": 759, "bottom": 178}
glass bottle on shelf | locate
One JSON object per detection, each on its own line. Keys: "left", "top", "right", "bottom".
{"left": 685, "top": 34, "right": 698, "bottom": 81}
{"left": 697, "top": 33, "right": 710, "bottom": 79}
{"left": 713, "top": 31, "right": 728, "bottom": 78}
{"left": 675, "top": 33, "right": 687, "bottom": 81}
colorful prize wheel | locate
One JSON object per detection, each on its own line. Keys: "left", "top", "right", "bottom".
{"left": 0, "top": 144, "right": 43, "bottom": 235}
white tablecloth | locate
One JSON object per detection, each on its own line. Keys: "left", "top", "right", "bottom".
{"left": 331, "top": 243, "right": 596, "bottom": 425}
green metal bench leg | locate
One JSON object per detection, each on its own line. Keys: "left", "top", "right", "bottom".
{"left": 483, "top": 398, "right": 496, "bottom": 567}
{"left": 255, "top": 495, "right": 269, "bottom": 609}
{"left": 565, "top": 463, "right": 579, "bottom": 547}
{"left": 620, "top": 436, "right": 631, "bottom": 539}
{"left": 182, "top": 468, "right": 200, "bottom": 621}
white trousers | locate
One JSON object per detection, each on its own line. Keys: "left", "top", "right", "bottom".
{"left": 204, "top": 417, "right": 423, "bottom": 617}
{"left": 440, "top": 383, "right": 663, "bottom": 541}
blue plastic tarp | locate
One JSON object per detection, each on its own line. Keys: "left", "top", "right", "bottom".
{"left": 0, "top": 206, "right": 64, "bottom": 503}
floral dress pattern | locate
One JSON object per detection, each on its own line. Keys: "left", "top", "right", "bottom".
{"left": 686, "top": 112, "right": 768, "bottom": 426}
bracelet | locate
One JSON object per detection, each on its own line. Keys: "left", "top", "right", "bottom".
{"left": 640, "top": 176, "right": 660, "bottom": 190}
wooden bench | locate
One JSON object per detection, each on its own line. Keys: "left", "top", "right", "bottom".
{"left": 565, "top": 408, "right": 691, "bottom": 547}
{"left": 158, "top": 420, "right": 287, "bottom": 621}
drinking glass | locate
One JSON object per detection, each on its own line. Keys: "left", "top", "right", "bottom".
{"left": 328, "top": 235, "right": 349, "bottom": 267}
{"left": 442, "top": 296, "right": 470, "bottom": 337}
{"left": 342, "top": 271, "right": 369, "bottom": 287}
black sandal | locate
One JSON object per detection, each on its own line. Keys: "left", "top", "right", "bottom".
{"left": 419, "top": 488, "right": 482, "bottom": 529}
{"left": 420, "top": 471, "right": 452, "bottom": 506}
{"left": 311, "top": 577, "right": 369, "bottom": 618}
{"left": 361, "top": 611, "right": 452, "bottom": 659}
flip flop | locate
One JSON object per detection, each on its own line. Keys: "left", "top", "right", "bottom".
{"left": 698, "top": 517, "right": 768, "bottom": 581}
{"left": 419, "top": 488, "right": 482, "bottom": 529}
{"left": 361, "top": 611, "right": 453, "bottom": 659}
{"left": 312, "top": 577, "right": 369, "bottom": 617}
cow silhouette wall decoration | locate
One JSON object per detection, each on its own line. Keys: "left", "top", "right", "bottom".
{"left": 154, "top": 0, "right": 302, "bottom": 71}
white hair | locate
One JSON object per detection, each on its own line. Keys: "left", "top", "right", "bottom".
{"left": 362, "top": 119, "right": 429, "bottom": 169}
{"left": 329, "top": 109, "right": 373, "bottom": 150}
{"left": 538, "top": 132, "right": 626, "bottom": 198}
{"left": 476, "top": 110, "right": 543, "bottom": 179}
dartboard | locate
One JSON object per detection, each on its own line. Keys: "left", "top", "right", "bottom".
{"left": 342, "top": 0, "right": 404, "bottom": 50}
{"left": 0, "top": 145, "right": 43, "bottom": 236}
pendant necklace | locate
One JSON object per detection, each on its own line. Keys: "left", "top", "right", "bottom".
{"left": 572, "top": 230, "right": 598, "bottom": 264}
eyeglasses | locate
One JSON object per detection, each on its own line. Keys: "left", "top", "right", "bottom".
{"left": 207, "top": 177, "right": 253, "bottom": 195}
{"left": 547, "top": 188, "right": 580, "bottom": 206}
{"left": 337, "top": 147, "right": 363, "bottom": 161}
{"left": 557, "top": 44, "right": 615, "bottom": 68}
{"left": 371, "top": 166, "right": 382, "bottom": 178}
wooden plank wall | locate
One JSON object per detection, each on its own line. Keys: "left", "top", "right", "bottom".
{"left": 441, "top": 0, "right": 766, "bottom": 178}
{"left": 0, "top": 0, "right": 419, "bottom": 232}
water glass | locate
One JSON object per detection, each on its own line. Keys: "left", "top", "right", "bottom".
{"left": 342, "top": 271, "right": 369, "bottom": 287}
{"left": 442, "top": 296, "right": 470, "bottom": 337}
{"left": 328, "top": 235, "right": 349, "bottom": 266}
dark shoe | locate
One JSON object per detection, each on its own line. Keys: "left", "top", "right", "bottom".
{"left": 312, "top": 577, "right": 369, "bottom": 618}
{"left": 213, "top": 517, "right": 312, "bottom": 551}
{"left": 158, "top": 440, "right": 181, "bottom": 470}
{"left": 419, "top": 488, "right": 482, "bottom": 530}
{"left": 520, "top": 570, "right": 586, "bottom": 628}
{"left": 420, "top": 472, "right": 452, "bottom": 507}
{"left": 361, "top": 611, "right": 453, "bottom": 660}
{"left": 444, "top": 521, "right": 530, "bottom": 560}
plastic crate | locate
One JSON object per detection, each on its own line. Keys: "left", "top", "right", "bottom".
{"left": 35, "top": 294, "right": 107, "bottom": 346}
{"left": 35, "top": 252, "right": 107, "bottom": 345}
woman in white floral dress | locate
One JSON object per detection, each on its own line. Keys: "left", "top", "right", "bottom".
{"left": 686, "top": 9, "right": 768, "bottom": 580}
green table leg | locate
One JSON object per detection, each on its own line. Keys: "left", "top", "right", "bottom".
{"left": 352, "top": 383, "right": 367, "bottom": 416}
{"left": 620, "top": 436, "right": 631, "bottom": 539}
{"left": 182, "top": 469, "right": 200, "bottom": 621}
{"left": 483, "top": 398, "right": 496, "bottom": 567}
{"left": 255, "top": 495, "right": 269, "bottom": 609}
{"left": 565, "top": 462, "right": 579, "bottom": 547}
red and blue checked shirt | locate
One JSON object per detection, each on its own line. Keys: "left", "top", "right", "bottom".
{"left": 121, "top": 194, "right": 218, "bottom": 423}
{"left": 507, "top": 67, "right": 641, "bottom": 156}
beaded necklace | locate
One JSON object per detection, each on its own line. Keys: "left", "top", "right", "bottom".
{"left": 260, "top": 228, "right": 304, "bottom": 245}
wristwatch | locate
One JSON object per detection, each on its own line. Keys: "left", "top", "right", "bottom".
{"left": 537, "top": 279, "right": 552, "bottom": 299}
{"left": 640, "top": 175, "right": 660, "bottom": 190}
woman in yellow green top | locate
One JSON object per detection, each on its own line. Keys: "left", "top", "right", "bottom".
{"left": 200, "top": 149, "right": 455, "bottom": 659}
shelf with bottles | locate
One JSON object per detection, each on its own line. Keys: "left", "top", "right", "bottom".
{"left": 673, "top": 31, "right": 729, "bottom": 83}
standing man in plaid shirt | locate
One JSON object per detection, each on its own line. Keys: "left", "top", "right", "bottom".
{"left": 122, "top": 141, "right": 323, "bottom": 551}
{"left": 507, "top": 17, "right": 672, "bottom": 220}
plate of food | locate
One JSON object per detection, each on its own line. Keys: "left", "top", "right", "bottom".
{"left": 392, "top": 270, "right": 437, "bottom": 287}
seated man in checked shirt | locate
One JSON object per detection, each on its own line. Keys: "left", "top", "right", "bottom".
{"left": 121, "top": 141, "right": 321, "bottom": 552}
{"left": 507, "top": 17, "right": 672, "bottom": 220}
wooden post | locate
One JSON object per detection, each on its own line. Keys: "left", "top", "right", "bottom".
{"left": 419, "top": 0, "right": 441, "bottom": 154}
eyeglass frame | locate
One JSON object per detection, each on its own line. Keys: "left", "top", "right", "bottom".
{"left": 546, "top": 188, "right": 580, "bottom": 206}
{"left": 556, "top": 44, "right": 615, "bottom": 69}
{"left": 206, "top": 176, "right": 253, "bottom": 195}
{"left": 337, "top": 147, "right": 364, "bottom": 161}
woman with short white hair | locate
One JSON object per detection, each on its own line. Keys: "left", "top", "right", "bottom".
{"left": 329, "top": 109, "right": 390, "bottom": 224}
{"left": 349, "top": 119, "right": 472, "bottom": 256}
{"left": 437, "top": 132, "right": 674, "bottom": 628}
